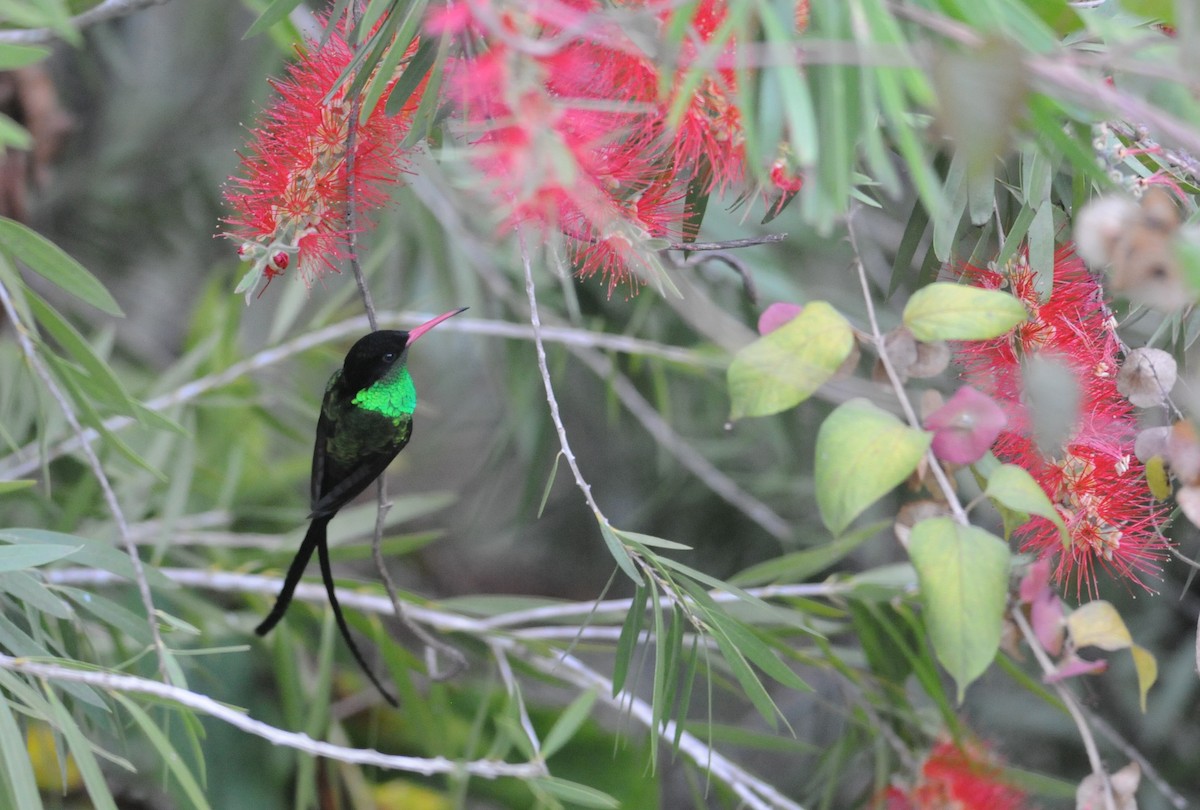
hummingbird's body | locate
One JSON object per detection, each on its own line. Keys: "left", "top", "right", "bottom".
{"left": 255, "top": 309, "right": 466, "bottom": 705}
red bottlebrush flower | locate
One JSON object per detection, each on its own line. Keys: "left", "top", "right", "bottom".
{"left": 222, "top": 18, "right": 422, "bottom": 297}
{"left": 954, "top": 248, "right": 1168, "bottom": 597}
{"left": 439, "top": 0, "right": 755, "bottom": 291}
{"left": 882, "top": 740, "right": 1028, "bottom": 810}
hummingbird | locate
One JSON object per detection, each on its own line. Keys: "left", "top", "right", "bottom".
{"left": 255, "top": 307, "right": 468, "bottom": 705}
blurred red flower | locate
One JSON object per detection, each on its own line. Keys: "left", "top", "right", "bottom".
{"left": 882, "top": 740, "right": 1027, "bottom": 810}
{"left": 954, "top": 249, "right": 1167, "bottom": 596}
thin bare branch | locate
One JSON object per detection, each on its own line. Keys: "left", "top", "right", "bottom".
{"left": 41, "top": 566, "right": 853, "bottom": 631}
{"left": 0, "top": 654, "right": 545, "bottom": 779}
{"left": 0, "top": 314, "right": 715, "bottom": 481}
{"left": 845, "top": 212, "right": 968, "bottom": 525}
{"left": 1011, "top": 608, "right": 1117, "bottom": 810}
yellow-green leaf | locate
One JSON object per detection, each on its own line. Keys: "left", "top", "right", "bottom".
{"left": 984, "top": 464, "right": 1069, "bottom": 548}
{"left": 728, "top": 301, "right": 853, "bottom": 419}
{"left": 903, "top": 282, "right": 1027, "bottom": 342}
{"left": 815, "top": 398, "right": 931, "bottom": 535}
{"left": 1067, "top": 600, "right": 1132, "bottom": 651}
{"left": 1145, "top": 456, "right": 1171, "bottom": 501}
{"left": 909, "top": 518, "right": 1011, "bottom": 701}
{"left": 1130, "top": 643, "right": 1157, "bottom": 713}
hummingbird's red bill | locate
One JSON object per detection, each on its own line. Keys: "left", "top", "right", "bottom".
{"left": 408, "top": 307, "right": 468, "bottom": 344}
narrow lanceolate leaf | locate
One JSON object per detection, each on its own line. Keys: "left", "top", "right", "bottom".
{"left": 0, "top": 219, "right": 123, "bottom": 316}
{"left": 0, "top": 695, "right": 42, "bottom": 810}
{"left": 541, "top": 690, "right": 598, "bottom": 759}
{"left": 533, "top": 777, "right": 620, "bottom": 809}
{"left": 599, "top": 522, "right": 643, "bottom": 586}
{"left": 815, "top": 399, "right": 931, "bottom": 536}
{"left": 909, "top": 518, "right": 1011, "bottom": 702}
{"left": 0, "top": 543, "right": 79, "bottom": 573}
{"left": 728, "top": 301, "right": 854, "bottom": 419}
{"left": 113, "top": 696, "right": 213, "bottom": 810}
{"left": 43, "top": 687, "right": 119, "bottom": 810}
{"left": 902, "top": 282, "right": 1027, "bottom": 342}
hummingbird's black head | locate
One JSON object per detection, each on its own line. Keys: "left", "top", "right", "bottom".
{"left": 341, "top": 330, "right": 410, "bottom": 390}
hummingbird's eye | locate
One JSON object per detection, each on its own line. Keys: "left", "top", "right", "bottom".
{"left": 382, "top": 352, "right": 397, "bottom": 363}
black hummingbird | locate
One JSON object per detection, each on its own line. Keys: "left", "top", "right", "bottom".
{"left": 255, "top": 307, "right": 467, "bottom": 705}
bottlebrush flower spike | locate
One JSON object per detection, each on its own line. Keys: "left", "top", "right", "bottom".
{"left": 883, "top": 739, "right": 1027, "bottom": 810}
{"left": 954, "top": 249, "right": 1168, "bottom": 597}
{"left": 437, "top": 0, "right": 755, "bottom": 291}
{"left": 222, "top": 18, "right": 422, "bottom": 299}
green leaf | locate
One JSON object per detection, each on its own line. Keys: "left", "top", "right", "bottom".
{"left": 0, "top": 543, "right": 78, "bottom": 572}
{"left": 815, "top": 399, "right": 931, "bottom": 536}
{"left": 599, "top": 522, "right": 643, "bottom": 586}
{"left": 727, "top": 301, "right": 854, "bottom": 419}
{"left": 903, "top": 282, "right": 1027, "bottom": 342}
{"left": 983, "top": 464, "right": 1069, "bottom": 548}
{"left": 113, "top": 696, "right": 212, "bottom": 810}
{"left": 540, "top": 690, "right": 598, "bottom": 759}
{"left": 612, "top": 584, "right": 646, "bottom": 695}
{"left": 615, "top": 529, "right": 693, "bottom": 551}
{"left": 707, "top": 609, "right": 811, "bottom": 692}
{"left": 0, "top": 43, "right": 48, "bottom": 69}
{"left": 43, "top": 686, "right": 119, "bottom": 810}
{"left": 0, "top": 572, "right": 72, "bottom": 619}
{"left": 909, "top": 518, "right": 1011, "bottom": 701}
{"left": 533, "top": 777, "right": 620, "bottom": 809}
{"left": 0, "top": 219, "right": 122, "bottom": 316}
{"left": 731, "top": 519, "right": 888, "bottom": 586}
{"left": 243, "top": 0, "right": 301, "bottom": 38}
{"left": 26, "top": 291, "right": 136, "bottom": 415}
{"left": 0, "top": 529, "right": 173, "bottom": 590}
{"left": 0, "top": 114, "right": 31, "bottom": 150}
{"left": 1118, "top": 0, "right": 1173, "bottom": 23}
{"left": 0, "top": 694, "right": 42, "bottom": 810}
{"left": 0, "top": 480, "right": 35, "bottom": 494}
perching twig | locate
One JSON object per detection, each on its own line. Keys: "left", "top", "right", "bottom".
{"left": 40, "top": 566, "right": 856, "bottom": 628}
{"left": 0, "top": 653, "right": 545, "bottom": 780}
{"left": 0, "top": 276, "right": 170, "bottom": 682}
{"left": 41, "top": 564, "right": 845, "bottom": 808}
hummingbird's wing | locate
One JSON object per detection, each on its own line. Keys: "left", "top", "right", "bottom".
{"left": 310, "top": 399, "right": 412, "bottom": 517}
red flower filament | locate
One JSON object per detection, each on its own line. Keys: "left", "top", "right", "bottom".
{"left": 223, "top": 21, "right": 422, "bottom": 296}
{"left": 955, "top": 249, "right": 1167, "bottom": 596}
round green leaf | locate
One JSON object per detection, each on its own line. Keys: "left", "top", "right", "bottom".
{"left": 815, "top": 398, "right": 931, "bottom": 535}
{"left": 902, "top": 282, "right": 1027, "bottom": 342}
{"left": 909, "top": 518, "right": 1011, "bottom": 701}
{"left": 728, "top": 301, "right": 853, "bottom": 419}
